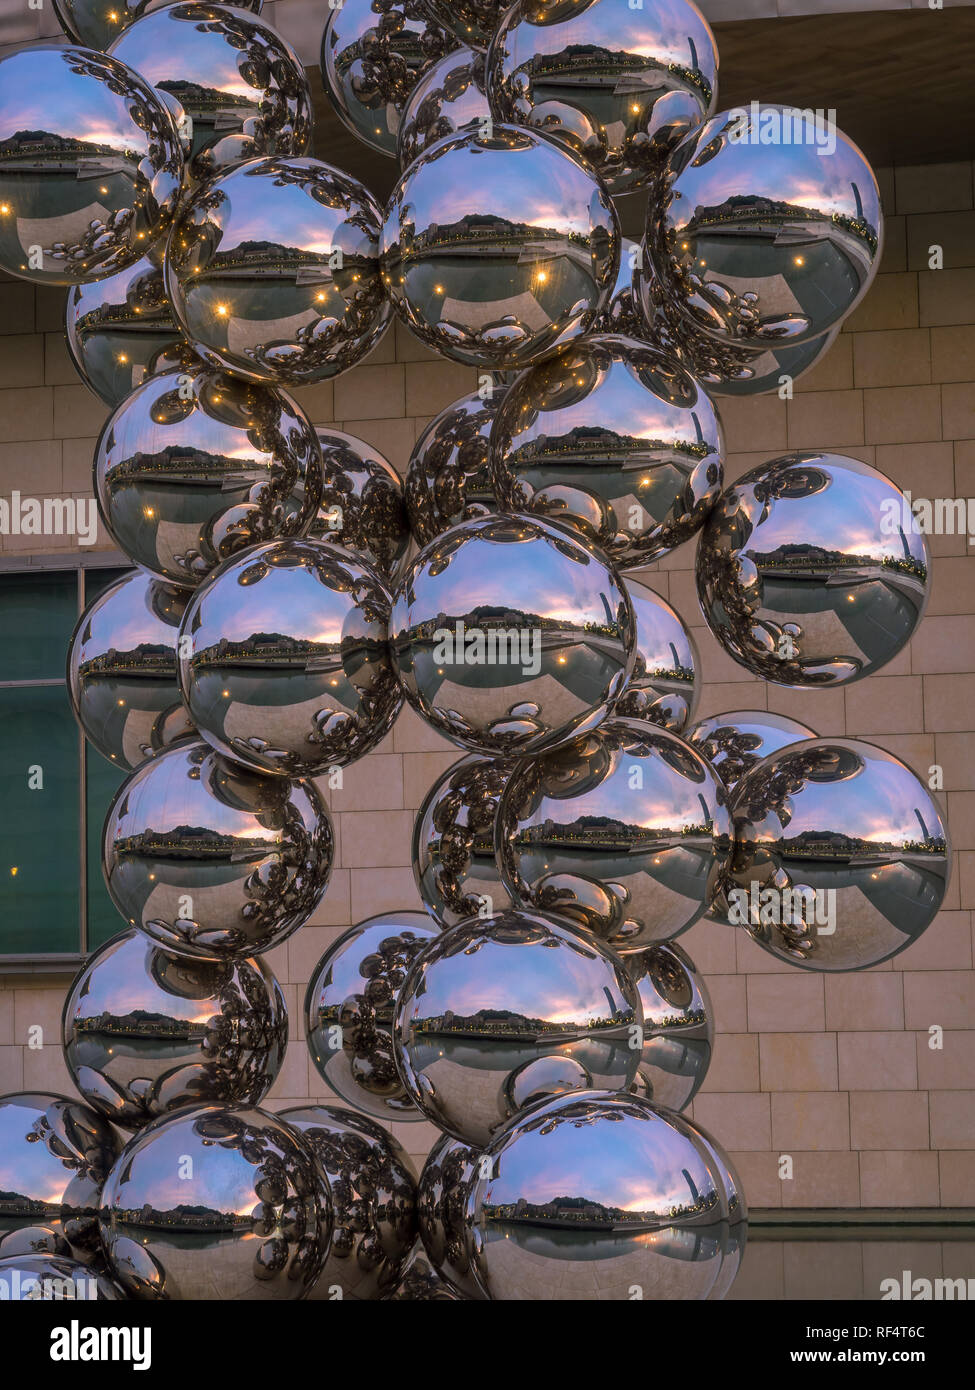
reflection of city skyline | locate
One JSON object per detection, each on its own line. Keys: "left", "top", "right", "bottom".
{"left": 414, "top": 1006, "right": 633, "bottom": 1038}
{"left": 482, "top": 1183, "right": 719, "bottom": 1231}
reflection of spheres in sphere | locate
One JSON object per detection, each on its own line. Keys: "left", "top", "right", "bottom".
{"left": 648, "top": 106, "right": 883, "bottom": 349}
{"left": 178, "top": 539, "right": 402, "bottom": 775}
{"left": 321, "top": 0, "right": 456, "bottom": 158}
{"left": 498, "top": 719, "right": 733, "bottom": 952}
{"left": 405, "top": 387, "right": 505, "bottom": 546}
{"left": 281, "top": 1106, "right": 418, "bottom": 1301}
{"left": 102, "top": 739, "right": 333, "bottom": 960}
{"left": 687, "top": 709, "right": 817, "bottom": 791}
{"left": 416, "top": 1133, "right": 482, "bottom": 1299}
{"left": 593, "top": 238, "right": 649, "bottom": 336}
{"left": 0, "top": 1254, "right": 121, "bottom": 1300}
{"left": 728, "top": 737, "right": 951, "bottom": 971}
{"left": 687, "top": 1119, "right": 748, "bottom": 1301}
{"left": 384, "top": 1244, "right": 464, "bottom": 1300}
{"left": 422, "top": 0, "right": 507, "bottom": 50}
{"left": 393, "top": 910, "right": 642, "bottom": 1146}
{"left": 305, "top": 913, "right": 440, "bottom": 1122}
{"left": 0, "top": 45, "right": 183, "bottom": 285}
{"left": 390, "top": 514, "right": 636, "bottom": 757}
{"left": 488, "top": 0, "right": 718, "bottom": 195}
{"left": 100, "top": 1104, "right": 331, "bottom": 1299}
{"left": 612, "top": 581, "right": 699, "bottom": 733}
{"left": 165, "top": 156, "right": 390, "bottom": 387}
{"left": 491, "top": 336, "right": 724, "bottom": 568}
{"left": 52, "top": 0, "right": 263, "bottom": 51}
{"left": 413, "top": 752, "right": 513, "bottom": 928}
{"left": 0, "top": 1093, "right": 122, "bottom": 1259}
{"left": 307, "top": 429, "right": 410, "bottom": 580}
{"left": 95, "top": 363, "right": 323, "bottom": 588}
{"left": 67, "top": 569, "right": 195, "bottom": 772}
{"left": 381, "top": 126, "right": 619, "bottom": 369}
{"left": 625, "top": 941, "right": 712, "bottom": 1111}
{"left": 62, "top": 929, "right": 289, "bottom": 1129}
{"left": 398, "top": 46, "right": 489, "bottom": 167}
{"left": 696, "top": 452, "right": 930, "bottom": 686}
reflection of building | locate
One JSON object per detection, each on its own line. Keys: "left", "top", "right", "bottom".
{"left": 76, "top": 1010, "right": 205, "bottom": 1041}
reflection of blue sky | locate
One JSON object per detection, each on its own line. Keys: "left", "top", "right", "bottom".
{"left": 540, "top": 752, "right": 710, "bottom": 833}
{"left": 114, "top": 18, "right": 256, "bottom": 102}
{"left": 775, "top": 747, "right": 942, "bottom": 846}
{"left": 116, "top": 1124, "right": 257, "bottom": 1219}
{"left": 5, "top": 52, "right": 143, "bottom": 151}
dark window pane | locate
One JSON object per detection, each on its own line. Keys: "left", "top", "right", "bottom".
{"left": 83, "top": 565, "right": 136, "bottom": 605}
{"left": 0, "top": 571, "right": 77, "bottom": 682}
{"left": 86, "top": 748, "right": 127, "bottom": 950}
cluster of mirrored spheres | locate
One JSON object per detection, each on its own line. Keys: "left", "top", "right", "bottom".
{"left": 0, "top": 0, "right": 948, "bottom": 1302}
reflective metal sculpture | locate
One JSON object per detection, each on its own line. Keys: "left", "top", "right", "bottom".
{"left": 321, "top": 0, "right": 456, "bottom": 158}
{"left": 647, "top": 105, "right": 882, "bottom": 349}
{"left": 726, "top": 737, "right": 951, "bottom": 971}
{"left": 696, "top": 452, "right": 930, "bottom": 686}
{"left": 594, "top": 238, "right": 649, "bottom": 337}
{"left": 405, "top": 387, "right": 504, "bottom": 546}
{"left": 416, "top": 1134, "right": 483, "bottom": 1299}
{"left": 166, "top": 156, "right": 390, "bottom": 387}
{"left": 108, "top": 3, "right": 311, "bottom": 184}
{"left": 688, "top": 1121, "right": 747, "bottom": 1301}
{"left": 413, "top": 753, "right": 513, "bottom": 927}
{"left": 626, "top": 941, "right": 712, "bottom": 1110}
{"left": 95, "top": 363, "right": 323, "bottom": 588}
{"left": 497, "top": 718, "right": 733, "bottom": 952}
{"left": 392, "top": 910, "right": 642, "bottom": 1146}
{"left": 67, "top": 568, "right": 195, "bottom": 771}
{"left": 0, "top": 1093, "right": 121, "bottom": 1259}
{"left": 398, "top": 46, "right": 489, "bottom": 168}
{"left": 305, "top": 912, "right": 440, "bottom": 1121}
{"left": 62, "top": 928, "right": 288, "bottom": 1129}
{"left": 178, "top": 539, "right": 402, "bottom": 775}
{"left": 102, "top": 739, "right": 333, "bottom": 959}
{"left": 281, "top": 1106, "right": 418, "bottom": 1300}
{"left": 390, "top": 514, "right": 636, "bottom": 756}
{"left": 99, "top": 1103, "right": 331, "bottom": 1299}
{"left": 612, "top": 580, "right": 699, "bottom": 733}
{"left": 487, "top": 0, "right": 718, "bottom": 195}
{"left": 687, "top": 709, "right": 817, "bottom": 790}
{"left": 422, "top": 0, "right": 505, "bottom": 51}
{"left": 0, "top": 44, "right": 183, "bottom": 285}
{"left": 0, "top": 1254, "right": 120, "bottom": 1300}
{"left": 384, "top": 1243, "right": 463, "bottom": 1299}
{"left": 307, "top": 429, "right": 410, "bottom": 580}
{"left": 381, "top": 126, "right": 620, "bottom": 369}
{"left": 490, "top": 335, "right": 723, "bottom": 568}
{"left": 53, "top": 0, "right": 262, "bottom": 52}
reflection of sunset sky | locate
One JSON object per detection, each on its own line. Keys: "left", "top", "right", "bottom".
{"left": 539, "top": 751, "right": 709, "bottom": 833}
{"left": 193, "top": 571, "right": 349, "bottom": 649}
{"left": 115, "top": 1125, "right": 258, "bottom": 1220}
{"left": 2, "top": 53, "right": 143, "bottom": 151}
{"left": 773, "top": 745, "right": 943, "bottom": 846}
{"left": 403, "top": 148, "right": 593, "bottom": 240}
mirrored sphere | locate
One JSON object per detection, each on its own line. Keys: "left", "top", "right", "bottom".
{"left": 422, "top": 0, "right": 506, "bottom": 51}
{"left": 307, "top": 428, "right": 410, "bottom": 579}
{"left": 392, "top": 910, "right": 642, "bottom": 1147}
{"left": 417, "top": 1134, "right": 483, "bottom": 1299}
{"left": 0, "top": 44, "right": 183, "bottom": 285}
{"left": 67, "top": 568, "right": 195, "bottom": 772}
{"left": 0, "top": 1093, "right": 121, "bottom": 1258}
{"left": 728, "top": 737, "right": 951, "bottom": 971}
{"left": 498, "top": 718, "right": 734, "bottom": 952}
{"left": 690, "top": 1121, "right": 747, "bottom": 1301}
{"left": 487, "top": 0, "right": 718, "bottom": 195}
{"left": 384, "top": 1243, "right": 464, "bottom": 1299}
{"left": 413, "top": 752, "right": 513, "bottom": 928}
{"left": 381, "top": 126, "right": 620, "bottom": 369}
{"left": 62, "top": 929, "right": 288, "bottom": 1129}
{"left": 648, "top": 106, "right": 882, "bottom": 349}
{"left": 321, "top": 0, "right": 456, "bottom": 158}
{"left": 612, "top": 580, "right": 699, "bottom": 733}
{"left": 405, "top": 387, "right": 504, "bottom": 547}
{"left": 281, "top": 1106, "right": 418, "bottom": 1301}
{"left": 166, "top": 156, "right": 390, "bottom": 387}
{"left": 95, "top": 362, "right": 323, "bottom": 588}
{"left": 53, "top": 0, "right": 263, "bottom": 51}
{"left": 491, "top": 335, "right": 724, "bottom": 568}
{"left": 109, "top": 3, "right": 311, "bottom": 184}
{"left": 687, "top": 709, "right": 817, "bottom": 791}
{"left": 696, "top": 452, "right": 930, "bottom": 686}
{"left": 391, "top": 514, "right": 636, "bottom": 756}
{"left": 100, "top": 1103, "right": 331, "bottom": 1299}
{"left": 625, "top": 941, "right": 712, "bottom": 1111}
{"left": 103, "top": 739, "right": 333, "bottom": 959}
{"left": 0, "top": 1254, "right": 120, "bottom": 1300}
{"left": 305, "top": 912, "right": 441, "bottom": 1121}
{"left": 594, "top": 238, "right": 648, "bottom": 336}
{"left": 178, "top": 539, "right": 402, "bottom": 775}
{"left": 398, "top": 46, "right": 489, "bottom": 167}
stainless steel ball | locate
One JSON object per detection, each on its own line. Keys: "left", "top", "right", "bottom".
{"left": 416, "top": 1134, "right": 483, "bottom": 1299}
{"left": 109, "top": 3, "right": 311, "bottom": 184}
{"left": 381, "top": 125, "right": 620, "bottom": 369}
{"left": 727, "top": 737, "right": 951, "bottom": 971}
{"left": 413, "top": 752, "right": 513, "bottom": 927}
{"left": 0, "top": 1253, "right": 120, "bottom": 1300}
{"left": 67, "top": 568, "right": 195, "bottom": 772}
{"left": 497, "top": 718, "right": 734, "bottom": 952}
{"left": 490, "top": 334, "right": 723, "bottom": 568}
{"left": 422, "top": 0, "right": 506, "bottom": 51}
{"left": 594, "top": 238, "right": 649, "bottom": 336}
{"left": 487, "top": 0, "right": 718, "bottom": 196}
{"left": 280, "top": 1105, "right": 418, "bottom": 1301}
{"left": 305, "top": 912, "right": 440, "bottom": 1122}
{"left": 0, "top": 43, "right": 183, "bottom": 285}
{"left": 405, "top": 387, "right": 505, "bottom": 546}
{"left": 53, "top": 0, "right": 263, "bottom": 51}
{"left": 648, "top": 105, "right": 883, "bottom": 349}
{"left": 102, "top": 738, "right": 333, "bottom": 960}
{"left": 625, "top": 940, "right": 712, "bottom": 1111}
{"left": 696, "top": 452, "right": 930, "bottom": 686}
{"left": 611, "top": 580, "right": 699, "bottom": 733}
{"left": 62, "top": 928, "right": 289, "bottom": 1129}
{"left": 390, "top": 513, "right": 636, "bottom": 757}
{"left": 687, "top": 709, "right": 817, "bottom": 791}
{"left": 688, "top": 1120, "right": 747, "bottom": 1301}
{"left": 398, "top": 46, "right": 490, "bottom": 168}
{"left": 99, "top": 1103, "right": 331, "bottom": 1299}
{"left": 392, "top": 910, "right": 643, "bottom": 1146}
{"left": 178, "top": 539, "right": 402, "bottom": 775}
{"left": 165, "top": 156, "right": 390, "bottom": 387}
{"left": 307, "top": 429, "right": 410, "bottom": 580}
{"left": 383, "top": 1243, "right": 464, "bottom": 1299}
